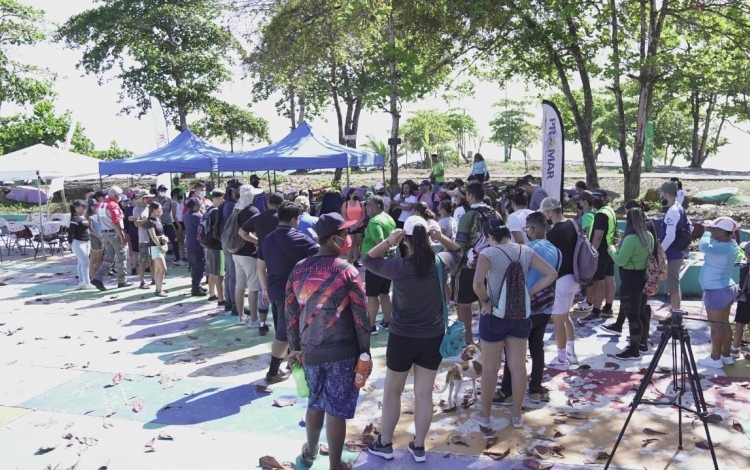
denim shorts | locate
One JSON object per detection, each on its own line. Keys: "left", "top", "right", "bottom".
{"left": 703, "top": 285, "right": 738, "bottom": 311}
{"left": 479, "top": 315, "right": 531, "bottom": 343}
{"left": 304, "top": 357, "right": 359, "bottom": 419}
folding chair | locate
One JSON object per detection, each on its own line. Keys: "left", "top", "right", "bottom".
{"left": 0, "top": 217, "right": 11, "bottom": 258}
{"left": 6, "top": 221, "right": 34, "bottom": 255}
{"left": 34, "top": 221, "right": 63, "bottom": 258}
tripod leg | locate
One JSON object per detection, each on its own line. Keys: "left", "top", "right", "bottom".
{"left": 605, "top": 329, "right": 672, "bottom": 469}
{"left": 681, "top": 330, "right": 720, "bottom": 470}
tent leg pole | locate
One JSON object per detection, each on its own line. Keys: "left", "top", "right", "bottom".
{"left": 99, "top": 177, "right": 103, "bottom": 191}
{"left": 36, "top": 172, "right": 46, "bottom": 260}
{"left": 273, "top": 171, "right": 277, "bottom": 192}
{"left": 382, "top": 165, "right": 386, "bottom": 188}
{"left": 346, "top": 165, "right": 350, "bottom": 189}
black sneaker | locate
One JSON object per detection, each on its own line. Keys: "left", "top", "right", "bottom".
{"left": 259, "top": 324, "right": 270, "bottom": 336}
{"left": 230, "top": 307, "right": 239, "bottom": 316}
{"left": 615, "top": 349, "right": 640, "bottom": 360}
{"left": 492, "top": 389, "right": 512, "bottom": 406}
{"left": 131, "top": 268, "right": 137, "bottom": 275}
{"left": 639, "top": 344, "right": 649, "bottom": 353}
{"left": 117, "top": 282, "right": 133, "bottom": 288}
{"left": 266, "top": 369, "right": 290, "bottom": 384}
{"left": 577, "top": 311, "right": 602, "bottom": 324}
{"left": 370, "top": 325, "right": 378, "bottom": 335}
{"left": 91, "top": 279, "right": 106, "bottom": 291}
{"left": 367, "top": 435, "right": 394, "bottom": 460}
{"left": 208, "top": 295, "right": 218, "bottom": 301}
{"left": 408, "top": 441, "right": 426, "bottom": 463}
{"left": 217, "top": 300, "right": 227, "bottom": 307}
{"left": 379, "top": 321, "right": 389, "bottom": 331}
{"left": 601, "top": 308, "right": 614, "bottom": 319}
{"left": 191, "top": 290, "right": 208, "bottom": 297}
{"left": 599, "top": 323, "right": 622, "bottom": 335}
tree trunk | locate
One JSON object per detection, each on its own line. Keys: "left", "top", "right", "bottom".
{"left": 696, "top": 93, "right": 716, "bottom": 167}
{"left": 331, "top": 65, "right": 345, "bottom": 183}
{"left": 387, "top": 10, "right": 400, "bottom": 194}
{"left": 689, "top": 90, "right": 701, "bottom": 168}
{"left": 297, "top": 90, "right": 306, "bottom": 126}
{"left": 626, "top": 0, "right": 669, "bottom": 201}
{"left": 289, "top": 86, "right": 297, "bottom": 130}
{"left": 609, "top": 0, "right": 631, "bottom": 189}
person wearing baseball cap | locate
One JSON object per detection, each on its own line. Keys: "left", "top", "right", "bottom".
{"left": 515, "top": 177, "right": 548, "bottom": 211}
{"left": 90, "top": 185, "right": 132, "bottom": 291}
{"left": 363, "top": 213, "right": 461, "bottom": 462}
{"left": 578, "top": 188, "right": 617, "bottom": 326}
{"left": 286, "top": 211, "right": 369, "bottom": 470}
{"left": 659, "top": 180, "right": 689, "bottom": 311}
{"left": 698, "top": 216, "right": 740, "bottom": 369}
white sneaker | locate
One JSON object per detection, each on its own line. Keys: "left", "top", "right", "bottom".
{"left": 573, "top": 301, "right": 592, "bottom": 312}
{"left": 547, "top": 357, "right": 568, "bottom": 371}
{"left": 566, "top": 352, "right": 578, "bottom": 365}
{"left": 697, "top": 357, "right": 724, "bottom": 369}
{"left": 721, "top": 355, "right": 734, "bottom": 365}
{"left": 246, "top": 319, "right": 261, "bottom": 328}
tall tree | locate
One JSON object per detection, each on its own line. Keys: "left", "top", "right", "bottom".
{"left": 56, "top": 0, "right": 240, "bottom": 131}
{"left": 0, "top": 0, "right": 53, "bottom": 114}
{"left": 488, "top": 99, "right": 539, "bottom": 162}
{"left": 192, "top": 101, "right": 270, "bottom": 152}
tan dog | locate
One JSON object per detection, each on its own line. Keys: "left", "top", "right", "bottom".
{"left": 435, "top": 344, "right": 483, "bottom": 409}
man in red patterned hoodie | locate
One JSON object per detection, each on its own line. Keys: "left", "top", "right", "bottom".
{"left": 286, "top": 213, "right": 371, "bottom": 470}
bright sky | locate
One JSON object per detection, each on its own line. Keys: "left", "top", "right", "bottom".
{"left": 9, "top": 0, "right": 750, "bottom": 171}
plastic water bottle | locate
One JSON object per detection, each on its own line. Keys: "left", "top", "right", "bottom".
{"left": 292, "top": 362, "right": 309, "bottom": 398}
{"left": 353, "top": 353, "right": 371, "bottom": 388}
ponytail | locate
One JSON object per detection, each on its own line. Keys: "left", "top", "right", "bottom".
{"left": 409, "top": 225, "right": 435, "bottom": 277}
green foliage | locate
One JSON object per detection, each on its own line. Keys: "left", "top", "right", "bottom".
{"left": 488, "top": 99, "right": 539, "bottom": 160}
{"left": 0, "top": 99, "right": 132, "bottom": 159}
{"left": 362, "top": 136, "right": 399, "bottom": 168}
{"left": 56, "top": 0, "right": 240, "bottom": 130}
{"left": 192, "top": 101, "right": 270, "bottom": 152}
{"left": 400, "top": 109, "right": 477, "bottom": 166}
{"left": 0, "top": 0, "right": 53, "bottom": 112}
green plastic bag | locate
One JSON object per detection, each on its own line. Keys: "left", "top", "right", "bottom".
{"left": 292, "top": 362, "right": 309, "bottom": 398}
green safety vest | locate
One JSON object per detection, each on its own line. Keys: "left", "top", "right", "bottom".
{"left": 598, "top": 205, "right": 617, "bottom": 246}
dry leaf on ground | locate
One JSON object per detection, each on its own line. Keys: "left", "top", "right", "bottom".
{"left": 482, "top": 448, "right": 509, "bottom": 460}
{"left": 695, "top": 440, "right": 720, "bottom": 450}
{"left": 705, "top": 413, "right": 723, "bottom": 424}
{"left": 533, "top": 445, "right": 565, "bottom": 459}
{"left": 642, "top": 438, "right": 659, "bottom": 447}
{"left": 643, "top": 428, "right": 667, "bottom": 435}
{"left": 731, "top": 420, "right": 745, "bottom": 433}
{"left": 344, "top": 441, "right": 368, "bottom": 452}
{"left": 447, "top": 434, "right": 469, "bottom": 447}
{"left": 521, "top": 459, "right": 555, "bottom": 470}
{"left": 112, "top": 373, "right": 123, "bottom": 385}
{"left": 158, "top": 432, "right": 174, "bottom": 440}
{"left": 272, "top": 399, "right": 297, "bottom": 408}
{"left": 144, "top": 438, "right": 155, "bottom": 452}
{"left": 256, "top": 384, "right": 273, "bottom": 394}
{"left": 258, "top": 455, "right": 283, "bottom": 469}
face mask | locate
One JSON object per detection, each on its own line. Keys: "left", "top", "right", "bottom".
{"left": 439, "top": 187, "right": 447, "bottom": 193}
{"left": 576, "top": 204, "right": 583, "bottom": 210}
{"left": 592, "top": 199, "right": 604, "bottom": 210}
{"left": 198, "top": 191, "right": 206, "bottom": 198}
{"left": 660, "top": 198, "right": 669, "bottom": 206}
{"left": 335, "top": 234, "right": 352, "bottom": 255}
{"left": 158, "top": 191, "right": 166, "bottom": 197}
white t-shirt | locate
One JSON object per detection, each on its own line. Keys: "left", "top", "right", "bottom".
{"left": 438, "top": 216, "right": 457, "bottom": 240}
{"left": 394, "top": 194, "right": 417, "bottom": 222}
{"left": 676, "top": 189, "right": 685, "bottom": 206}
{"left": 507, "top": 208, "right": 533, "bottom": 244}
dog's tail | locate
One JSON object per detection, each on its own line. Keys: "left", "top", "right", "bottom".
{"left": 433, "top": 366, "right": 455, "bottom": 394}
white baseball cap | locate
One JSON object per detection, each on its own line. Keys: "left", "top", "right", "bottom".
{"left": 373, "top": 183, "right": 384, "bottom": 191}
{"left": 403, "top": 215, "right": 428, "bottom": 235}
{"left": 705, "top": 216, "right": 737, "bottom": 233}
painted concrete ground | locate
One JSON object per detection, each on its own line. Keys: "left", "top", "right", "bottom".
{"left": 1, "top": 250, "right": 749, "bottom": 470}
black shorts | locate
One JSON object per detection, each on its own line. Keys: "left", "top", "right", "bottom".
{"left": 456, "top": 268, "right": 478, "bottom": 304}
{"left": 270, "top": 299, "right": 287, "bottom": 342}
{"left": 736, "top": 301, "right": 750, "bottom": 324}
{"left": 365, "top": 270, "right": 391, "bottom": 297}
{"left": 386, "top": 332, "right": 444, "bottom": 372}
{"left": 594, "top": 250, "right": 615, "bottom": 281}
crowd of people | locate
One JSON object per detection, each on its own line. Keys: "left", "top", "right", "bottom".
{"left": 62, "top": 169, "right": 750, "bottom": 468}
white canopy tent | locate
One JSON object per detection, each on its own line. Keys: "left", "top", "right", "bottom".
{"left": 0, "top": 144, "right": 101, "bottom": 181}
{"left": 0, "top": 144, "right": 102, "bottom": 259}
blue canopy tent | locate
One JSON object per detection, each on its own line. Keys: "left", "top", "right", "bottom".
{"left": 98, "top": 129, "right": 226, "bottom": 175}
{"left": 217, "top": 122, "right": 384, "bottom": 173}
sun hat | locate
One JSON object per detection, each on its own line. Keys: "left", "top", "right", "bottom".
{"left": 660, "top": 181, "right": 678, "bottom": 195}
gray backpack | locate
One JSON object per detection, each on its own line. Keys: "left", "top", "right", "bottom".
{"left": 572, "top": 220, "right": 599, "bottom": 286}
{"left": 221, "top": 208, "right": 246, "bottom": 254}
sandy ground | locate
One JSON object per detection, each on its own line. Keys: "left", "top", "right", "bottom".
{"left": 1, "top": 245, "right": 749, "bottom": 469}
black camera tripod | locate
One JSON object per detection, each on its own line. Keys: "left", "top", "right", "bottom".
{"left": 604, "top": 310, "right": 719, "bottom": 470}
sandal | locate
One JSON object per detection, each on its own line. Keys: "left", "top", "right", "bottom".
{"left": 155, "top": 291, "right": 168, "bottom": 298}
{"left": 300, "top": 442, "right": 318, "bottom": 466}
{"left": 139, "top": 282, "right": 150, "bottom": 289}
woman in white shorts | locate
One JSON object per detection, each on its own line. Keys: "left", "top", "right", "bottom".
{"left": 146, "top": 202, "right": 168, "bottom": 297}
